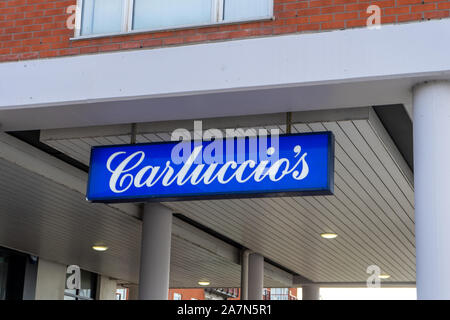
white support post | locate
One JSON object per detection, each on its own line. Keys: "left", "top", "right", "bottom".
{"left": 138, "top": 203, "right": 173, "bottom": 300}
{"left": 302, "top": 284, "right": 320, "bottom": 300}
{"left": 247, "top": 253, "right": 264, "bottom": 300}
{"left": 413, "top": 81, "right": 450, "bottom": 300}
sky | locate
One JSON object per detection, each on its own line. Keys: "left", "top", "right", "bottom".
{"left": 298, "top": 288, "right": 417, "bottom": 300}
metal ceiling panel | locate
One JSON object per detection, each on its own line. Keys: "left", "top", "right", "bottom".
{"left": 0, "top": 149, "right": 289, "bottom": 288}
{"left": 40, "top": 107, "right": 415, "bottom": 283}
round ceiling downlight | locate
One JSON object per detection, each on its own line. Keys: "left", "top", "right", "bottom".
{"left": 320, "top": 233, "right": 338, "bottom": 239}
{"left": 92, "top": 244, "right": 109, "bottom": 252}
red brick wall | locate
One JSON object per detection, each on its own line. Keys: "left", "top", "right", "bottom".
{"left": 168, "top": 288, "right": 205, "bottom": 300}
{"left": 1, "top": 0, "right": 449, "bottom": 63}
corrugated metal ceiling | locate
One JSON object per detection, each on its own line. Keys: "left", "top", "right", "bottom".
{"left": 40, "top": 107, "right": 415, "bottom": 283}
{"left": 0, "top": 154, "right": 289, "bottom": 288}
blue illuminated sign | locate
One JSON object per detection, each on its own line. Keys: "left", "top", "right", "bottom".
{"left": 86, "top": 132, "right": 334, "bottom": 203}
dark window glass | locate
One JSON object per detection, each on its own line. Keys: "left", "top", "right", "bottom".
{"left": 0, "top": 247, "right": 28, "bottom": 300}
{"left": 0, "top": 255, "right": 8, "bottom": 300}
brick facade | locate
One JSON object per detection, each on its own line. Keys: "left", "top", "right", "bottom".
{"left": 1, "top": 0, "right": 449, "bottom": 63}
{"left": 168, "top": 288, "right": 205, "bottom": 300}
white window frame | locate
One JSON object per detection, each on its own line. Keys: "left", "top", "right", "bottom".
{"left": 73, "top": 0, "right": 274, "bottom": 39}
{"left": 173, "top": 292, "right": 182, "bottom": 300}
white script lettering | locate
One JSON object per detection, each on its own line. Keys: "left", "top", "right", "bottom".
{"left": 106, "top": 145, "right": 309, "bottom": 193}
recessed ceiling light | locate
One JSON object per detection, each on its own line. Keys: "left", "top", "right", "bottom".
{"left": 320, "top": 233, "right": 338, "bottom": 239}
{"left": 92, "top": 244, "right": 108, "bottom": 252}
{"left": 198, "top": 281, "right": 210, "bottom": 286}
{"left": 379, "top": 274, "right": 391, "bottom": 280}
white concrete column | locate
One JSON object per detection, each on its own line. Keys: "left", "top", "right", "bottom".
{"left": 302, "top": 284, "right": 320, "bottom": 300}
{"left": 247, "top": 253, "right": 264, "bottom": 300}
{"left": 414, "top": 81, "right": 450, "bottom": 300}
{"left": 138, "top": 203, "right": 172, "bottom": 300}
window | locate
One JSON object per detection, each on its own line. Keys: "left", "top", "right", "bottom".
{"left": 76, "top": 0, "right": 273, "bottom": 37}
{"left": 115, "top": 288, "right": 128, "bottom": 300}
{"left": 81, "top": 0, "right": 125, "bottom": 35}
{"left": 269, "top": 288, "right": 289, "bottom": 300}
{"left": 173, "top": 292, "right": 182, "bottom": 300}
{"left": 224, "top": 0, "right": 272, "bottom": 21}
{"left": 0, "top": 247, "right": 29, "bottom": 300}
{"left": 0, "top": 254, "right": 8, "bottom": 300}
{"left": 133, "top": 0, "right": 213, "bottom": 31}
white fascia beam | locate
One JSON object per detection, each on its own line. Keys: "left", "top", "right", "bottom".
{"left": 264, "top": 262, "right": 294, "bottom": 287}
{"left": 1, "top": 20, "right": 450, "bottom": 110}
{"left": 0, "top": 20, "right": 449, "bottom": 130}
{"left": 293, "top": 275, "right": 416, "bottom": 287}
{"left": 40, "top": 107, "right": 372, "bottom": 141}
{"left": 172, "top": 217, "right": 240, "bottom": 265}
{"left": 297, "top": 282, "right": 416, "bottom": 288}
